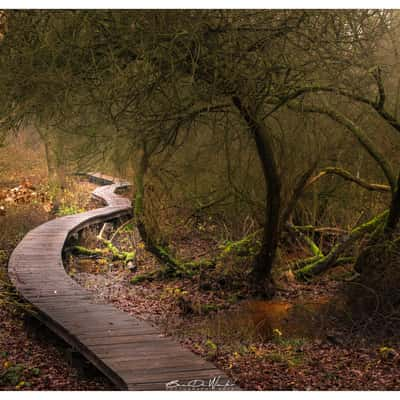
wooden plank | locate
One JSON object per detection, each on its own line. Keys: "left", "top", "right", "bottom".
{"left": 89, "top": 340, "right": 185, "bottom": 356}
{"left": 81, "top": 333, "right": 168, "bottom": 346}
{"left": 77, "top": 325, "right": 160, "bottom": 338}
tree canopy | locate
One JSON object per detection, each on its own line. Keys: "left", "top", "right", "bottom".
{"left": 1, "top": 10, "right": 400, "bottom": 297}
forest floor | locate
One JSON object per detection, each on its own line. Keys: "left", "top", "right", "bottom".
{"left": 69, "top": 224, "right": 400, "bottom": 390}
{"left": 2, "top": 138, "right": 400, "bottom": 390}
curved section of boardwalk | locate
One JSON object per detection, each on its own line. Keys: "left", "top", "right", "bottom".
{"left": 9, "top": 173, "right": 236, "bottom": 390}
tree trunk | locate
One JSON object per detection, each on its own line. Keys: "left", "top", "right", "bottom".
{"left": 233, "top": 96, "right": 281, "bottom": 298}
{"left": 133, "top": 144, "right": 148, "bottom": 222}
{"left": 133, "top": 142, "right": 180, "bottom": 271}
{"left": 385, "top": 171, "right": 400, "bottom": 234}
{"left": 36, "top": 125, "right": 62, "bottom": 189}
{"left": 53, "top": 132, "right": 66, "bottom": 189}
{"left": 43, "top": 136, "right": 59, "bottom": 188}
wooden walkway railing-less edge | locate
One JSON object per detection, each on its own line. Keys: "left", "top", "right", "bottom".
{"left": 8, "top": 173, "right": 238, "bottom": 391}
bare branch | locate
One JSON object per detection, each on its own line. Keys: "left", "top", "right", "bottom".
{"left": 288, "top": 102, "right": 396, "bottom": 190}
{"left": 306, "top": 166, "right": 391, "bottom": 193}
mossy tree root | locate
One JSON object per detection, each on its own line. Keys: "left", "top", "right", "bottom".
{"left": 72, "top": 245, "right": 108, "bottom": 257}
{"left": 287, "top": 224, "right": 323, "bottom": 257}
{"left": 73, "top": 242, "right": 135, "bottom": 264}
{"left": 294, "top": 210, "right": 388, "bottom": 280}
{"left": 130, "top": 258, "right": 215, "bottom": 285}
{"left": 218, "top": 230, "right": 262, "bottom": 258}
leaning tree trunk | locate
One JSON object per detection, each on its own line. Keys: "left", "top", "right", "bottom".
{"left": 233, "top": 96, "right": 281, "bottom": 298}
{"left": 133, "top": 142, "right": 180, "bottom": 271}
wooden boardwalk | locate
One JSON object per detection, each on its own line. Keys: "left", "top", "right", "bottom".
{"left": 8, "top": 173, "right": 237, "bottom": 390}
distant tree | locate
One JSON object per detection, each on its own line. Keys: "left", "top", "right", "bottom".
{"left": 0, "top": 11, "right": 81, "bottom": 189}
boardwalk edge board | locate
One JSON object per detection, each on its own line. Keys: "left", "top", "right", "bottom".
{"left": 8, "top": 172, "right": 238, "bottom": 391}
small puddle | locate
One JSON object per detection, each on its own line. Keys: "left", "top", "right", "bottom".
{"left": 199, "top": 298, "right": 335, "bottom": 342}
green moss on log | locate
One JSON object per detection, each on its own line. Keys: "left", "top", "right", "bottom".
{"left": 294, "top": 211, "right": 388, "bottom": 280}
{"left": 72, "top": 245, "right": 107, "bottom": 257}
{"left": 219, "top": 230, "right": 262, "bottom": 258}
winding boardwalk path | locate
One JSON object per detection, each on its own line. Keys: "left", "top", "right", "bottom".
{"left": 8, "top": 173, "right": 237, "bottom": 390}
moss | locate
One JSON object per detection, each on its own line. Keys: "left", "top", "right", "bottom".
{"left": 294, "top": 211, "right": 389, "bottom": 280}
{"left": 155, "top": 245, "right": 179, "bottom": 267}
{"left": 134, "top": 191, "right": 143, "bottom": 218}
{"left": 304, "top": 237, "right": 323, "bottom": 257}
{"left": 176, "top": 259, "right": 216, "bottom": 278}
{"left": 219, "top": 231, "right": 261, "bottom": 258}
{"left": 104, "top": 241, "right": 124, "bottom": 260}
{"left": 289, "top": 225, "right": 322, "bottom": 257}
{"left": 74, "top": 241, "right": 135, "bottom": 265}
{"left": 351, "top": 209, "right": 388, "bottom": 235}
{"left": 150, "top": 246, "right": 215, "bottom": 279}
{"left": 97, "top": 238, "right": 135, "bottom": 263}
{"left": 130, "top": 274, "right": 153, "bottom": 285}
{"left": 294, "top": 259, "right": 321, "bottom": 280}
{"left": 123, "top": 251, "right": 136, "bottom": 263}
{"left": 295, "top": 256, "right": 354, "bottom": 280}
{"left": 72, "top": 245, "right": 107, "bottom": 257}
{"left": 291, "top": 255, "right": 322, "bottom": 269}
